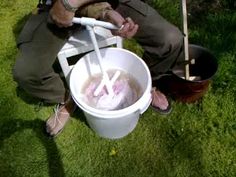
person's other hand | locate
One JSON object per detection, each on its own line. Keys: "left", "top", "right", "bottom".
{"left": 49, "top": 0, "right": 75, "bottom": 28}
{"left": 102, "top": 10, "right": 138, "bottom": 39}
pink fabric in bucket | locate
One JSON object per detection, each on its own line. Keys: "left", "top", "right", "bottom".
{"left": 83, "top": 77, "right": 139, "bottom": 111}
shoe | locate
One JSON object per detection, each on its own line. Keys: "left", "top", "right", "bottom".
{"left": 46, "top": 96, "right": 76, "bottom": 137}
{"left": 150, "top": 87, "right": 172, "bottom": 115}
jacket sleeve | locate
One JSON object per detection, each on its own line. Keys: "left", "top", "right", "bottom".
{"left": 76, "top": 2, "right": 113, "bottom": 19}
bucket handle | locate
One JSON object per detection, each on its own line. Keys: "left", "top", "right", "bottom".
{"left": 138, "top": 92, "right": 152, "bottom": 114}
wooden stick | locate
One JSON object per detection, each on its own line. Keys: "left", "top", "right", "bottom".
{"left": 181, "top": 0, "right": 190, "bottom": 80}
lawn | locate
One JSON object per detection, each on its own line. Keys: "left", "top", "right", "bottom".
{"left": 0, "top": 0, "right": 236, "bottom": 177}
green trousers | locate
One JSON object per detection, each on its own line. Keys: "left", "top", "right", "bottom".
{"left": 13, "top": 0, "right": 183, "bottom": 103}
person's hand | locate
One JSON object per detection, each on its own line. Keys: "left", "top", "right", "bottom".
{"left": 102, "top": 10, "right": 138, "bottom": 39}
{"left": 49, "top": 0, "right": 75, "bottom": 27}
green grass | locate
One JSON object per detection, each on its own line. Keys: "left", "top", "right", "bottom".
{"left": 0, "top": 0, "right": 236, "bottom": 177}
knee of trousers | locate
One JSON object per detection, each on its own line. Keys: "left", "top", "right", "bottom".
{"left": 139, "top": 26, "right": 183, "bottom": 59}
{"left": 141, "top": 27, "right": 183, "bottom": 75}
{"left": 159, "top": 27, "right": 183, "bottom": 56}
{"left": 13, "top": 59, "right": 45, "bottom": 89}
{"left": 13, "top": 61, "right": 66, "bottom": 103}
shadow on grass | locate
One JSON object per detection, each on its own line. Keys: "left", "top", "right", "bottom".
{"left": 0, "top": 118, "right": 65, "bottom": 177}
{"left": 15, "top": 86, "right": 46, "bottom": 108}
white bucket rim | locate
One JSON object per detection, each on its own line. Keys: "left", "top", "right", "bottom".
{"left": 70, "top": 48, "right": 152, "bottom": 119}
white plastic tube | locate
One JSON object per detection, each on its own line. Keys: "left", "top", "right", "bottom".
{"left": 72, "top": 17, "right": 119, "bottom": 30}
{"left": 86, "top": 25, "right": 114, "bottom": 96}
{"left": 72, "top": 17, "right": 121, "bottom": 96}
{"left": 94, "top": 71, "right": 121, "bottom": 96}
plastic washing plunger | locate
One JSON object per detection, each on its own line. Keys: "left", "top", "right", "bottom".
{"left": 72, "top": 17, "right": 121, "bottom": 97}
{"left": 72, "top": 17, "right": 137, "bottom": 110}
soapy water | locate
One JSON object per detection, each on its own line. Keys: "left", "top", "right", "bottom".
{"left": 81, "top": 69, "right": 143, "bottom": 111}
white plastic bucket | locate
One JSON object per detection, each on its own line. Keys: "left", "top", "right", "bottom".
{"left": 70, "top": 48, "right": 152, "bottom": 139}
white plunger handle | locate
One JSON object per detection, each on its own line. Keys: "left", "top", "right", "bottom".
{"left": 86, "top": 25, "right": 114, "bottom": 96}
{"left": 181, "top": 0, "right": 190, "bottom": 80}
{"left": 72, "top": 17, "right": 119, "bottom": 30}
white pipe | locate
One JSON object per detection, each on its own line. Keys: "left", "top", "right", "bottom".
{"left": 94, "top": 71, "right": 121, "bottom": 96}
{"left": 86, "top": 25, "right": 114, "bottom": 96}
{"left": 72, "top": 17, "right": 119, "bottom": 30}
{"left": 72, "top": 17, "right": 122, "bottom": 96}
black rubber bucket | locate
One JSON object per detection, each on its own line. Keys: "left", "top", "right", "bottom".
{"left": 156, "top": 44, "right": 218, "bottom": 103}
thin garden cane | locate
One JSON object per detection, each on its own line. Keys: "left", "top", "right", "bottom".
{"left": 181, "top": 0, "right": 190, "bottom": 80}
